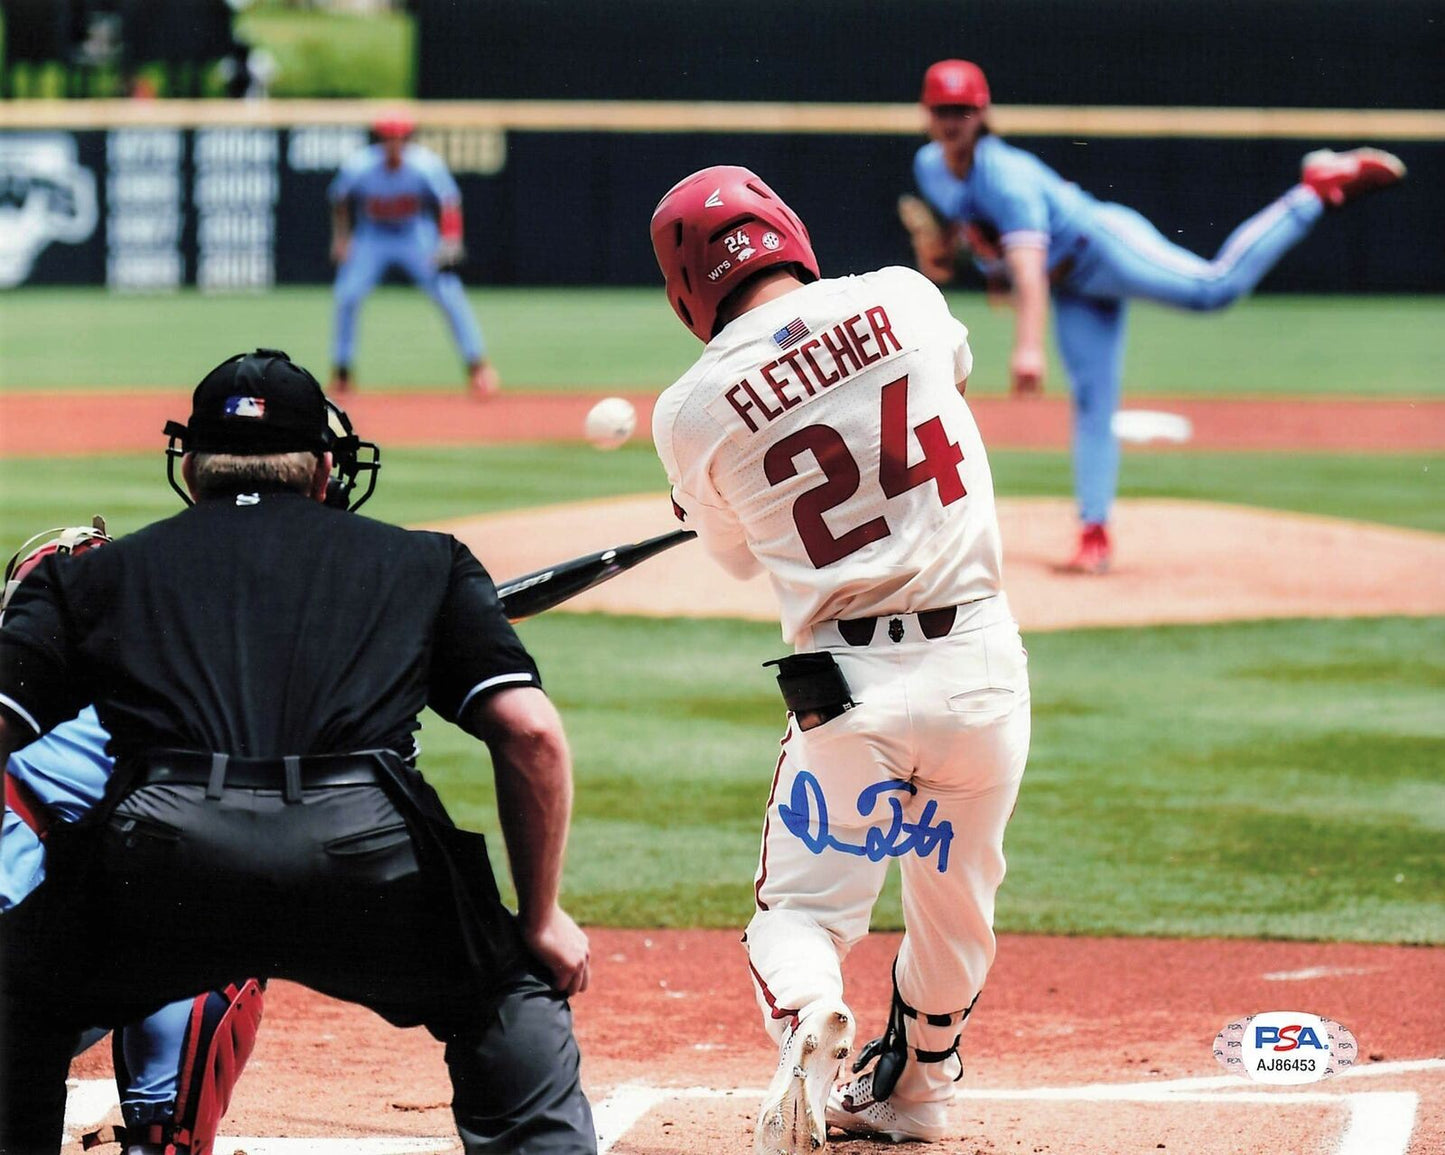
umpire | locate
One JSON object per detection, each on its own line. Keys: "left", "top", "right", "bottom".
{"left": 0, "top": 350, "right": 595, "bottom": 1153}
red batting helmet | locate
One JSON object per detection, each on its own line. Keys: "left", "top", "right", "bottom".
{"left": 650, "top": 165, "right": 820, "bottom": 342}
{"left": 921, "top": 59, "right": 991, "bottom": 109}
{"left": 2, "top": 518, "right": 111, "bottom": 618}
{"left": 372, "top": 113, "right": 416, "bottom": 140}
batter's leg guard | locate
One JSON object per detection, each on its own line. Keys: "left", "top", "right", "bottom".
{"left": 851, "top": 962, "right": 980, "bottom": 1101}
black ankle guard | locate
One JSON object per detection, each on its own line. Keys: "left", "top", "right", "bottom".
{"left": 851, "top": 961, "right": 981, "bottom": 1099}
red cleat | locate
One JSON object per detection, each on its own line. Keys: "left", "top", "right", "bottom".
{"left": 468, "top": 362, "right": 500, "bottom": 400}
{"left": 1064, "top": 523, "right": 1111, "bottom": 575}
{"left": 1301, "top": 148, "right": 1406, "bottom": 209}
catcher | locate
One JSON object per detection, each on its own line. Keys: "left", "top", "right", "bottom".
{"left": 2, "top": 521, "right": 262, "bottom": 1155}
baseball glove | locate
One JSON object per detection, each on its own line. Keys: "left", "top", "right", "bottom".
{"left": 899, "top": 195, "right": 1013, "bottom": 300}
{"left": 960, "top": 220, "right": 1012, "bottom": 305}
{"left": 897, "top": 194, "right": 957, "bottom": 284}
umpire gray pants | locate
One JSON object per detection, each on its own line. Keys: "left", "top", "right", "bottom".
{"left": 1, "top": 781, "right": 595, "bottom": 1155}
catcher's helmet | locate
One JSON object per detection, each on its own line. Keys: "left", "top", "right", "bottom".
{"left": 921, "top": 59, "right": 991, "bottom": 109}
{"left": 2, "top": 517, "right": 111, "bottom": 619}
{"left": 650, "top": 165, "right": 819, "bottom": 342}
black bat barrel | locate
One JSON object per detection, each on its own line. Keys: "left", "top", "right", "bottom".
{"left": 497, "top": 529, "right": 696, "bottom": 621}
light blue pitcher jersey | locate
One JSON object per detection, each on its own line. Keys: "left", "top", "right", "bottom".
{"left": 914, "top": 135, "right": 1098, "bottom": 271}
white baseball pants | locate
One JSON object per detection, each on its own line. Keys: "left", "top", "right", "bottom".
{"left": 745, "top": 594, "right": 1030, "bottom": 1103}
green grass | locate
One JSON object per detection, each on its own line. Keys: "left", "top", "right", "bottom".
{"left": 2, "top": 289, "right": 1440, "bottom": 395}
{"left": 2, "top": 446, "right": 1437, "bottom": 545}
{"left": 1, "top": 441, "right": 1437, "bottom": 944}
{"left": 989, "top": 450, "right": 1445, "bottom": 534}
{"left": 0, "top": 6, "right": 413, "bottom": 100}
{"left": 412, "top": 613, "right": 1445, "bottom": 943}
{"left": 0, "top": 445, "right": 663, "bottom": 543}
{"left": 235, "top": 7, "right": 415, "bottom": 99}
{"left": 948, "top": 292, "right": 1445, "bottom": 397}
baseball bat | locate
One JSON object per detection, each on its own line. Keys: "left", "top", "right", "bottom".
{"left": 497, "top": 528, "right": 697, "bottom": 621}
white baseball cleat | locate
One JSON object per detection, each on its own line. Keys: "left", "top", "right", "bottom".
{"left": 754, "top": 1001, "right": 854, "bottom": 1154}
{"left": 825, "top": 1071, "right": 950, "bottom": 1143}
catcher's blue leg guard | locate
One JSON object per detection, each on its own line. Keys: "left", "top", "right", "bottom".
{"left": 851, "top": 961, "right": 980, "bottom": 1101}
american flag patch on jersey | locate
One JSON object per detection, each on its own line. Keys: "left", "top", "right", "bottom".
{"left": 773, "top": 318, "right": 810, "bottom": 348}
{"left": 223, "top": 396, "right": 266, "bottom": 418}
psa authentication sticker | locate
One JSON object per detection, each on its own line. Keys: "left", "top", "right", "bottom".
{"left": 1213, "top": 1012, "right": 1357, "bottom": 1085}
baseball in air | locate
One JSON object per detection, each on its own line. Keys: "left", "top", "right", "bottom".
{"left": 584, "top": 397, "right": 637, "bottom": 450}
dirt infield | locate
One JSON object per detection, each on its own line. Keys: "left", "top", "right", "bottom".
{"left": 431, "top": 493, "right": 1445, "bottom": 632}
{"left": 2, "top": 390, "right": 1443, "bottom": 457}
{"left": 63, "top": 930, "right": 1445, "bottom": 1153}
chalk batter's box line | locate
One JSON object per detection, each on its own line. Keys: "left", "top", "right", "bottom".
{"left": 593, "top": 1059, "right": 1444, "bottom": 1155}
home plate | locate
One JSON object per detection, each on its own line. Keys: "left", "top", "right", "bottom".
{"left": 1112, "top": 409, "right": 1193, "bottom": 444}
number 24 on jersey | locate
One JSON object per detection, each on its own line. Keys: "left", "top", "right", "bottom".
{"left": 764, "top": 374, "right": 965, "bottom": 568}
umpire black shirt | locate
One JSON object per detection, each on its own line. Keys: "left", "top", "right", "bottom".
{"left": 0, "top": 489, "right": 540, "bottom": 760}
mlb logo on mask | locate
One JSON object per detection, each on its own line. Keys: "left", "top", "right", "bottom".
{"left": 224, "top": 396, "right": 267, "bottom": 419}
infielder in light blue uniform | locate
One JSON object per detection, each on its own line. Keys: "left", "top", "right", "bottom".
{"left": 3, "top": 526, "right": 261, "bottom": 1155}
{"left": 908, "top": 59, "right": 1406, "bottom": 573}
{"left": 328, "top": 114, "right": 498, "bottom": 398}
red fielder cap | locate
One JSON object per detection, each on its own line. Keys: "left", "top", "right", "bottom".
{"left": 373, "top": 113, "right": 416, "bottom": 139}
{"left": 921, "top": 59, "right": 991, "bottom": 109}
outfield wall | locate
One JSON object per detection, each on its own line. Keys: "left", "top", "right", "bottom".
{"left": 416, "top": 0, "right": 1444, "bottom": 110}
{"left": 2, "top": 102, "right": 1441, "bottom": 292}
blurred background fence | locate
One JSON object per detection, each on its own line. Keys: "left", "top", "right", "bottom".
{"left": 2, "top": 0, "right": 1440, "bottom": 292}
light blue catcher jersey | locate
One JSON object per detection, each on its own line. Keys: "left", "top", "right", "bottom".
{"left": 2, "top": 705, "right": 112, "bottom": 910}
{"left": 914, "top": 135, "right": 1098, "bottom": 272}
{"left": 328, "top": 143, "right": 460, "bottom": 228}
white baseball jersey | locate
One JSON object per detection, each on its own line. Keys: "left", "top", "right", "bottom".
{"left": 653, "top": 266, "right": 1003, "bottom": 643}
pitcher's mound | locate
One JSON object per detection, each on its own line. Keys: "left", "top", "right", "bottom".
{"left": 433, "top": 497, "right": 1445, "bottom": 632}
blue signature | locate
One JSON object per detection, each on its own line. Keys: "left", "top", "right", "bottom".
{"left": 778, "top": 771, "right": 953, "bottom": 873}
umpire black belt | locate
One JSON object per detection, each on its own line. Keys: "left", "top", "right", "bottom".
{"left": 134, "top": 749, "right": 387, "bottom": 802}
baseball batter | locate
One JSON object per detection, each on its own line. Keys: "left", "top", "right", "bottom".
{"left": 328, "top": 114, "right": 499, "bottom": 398}
{"left": 906, "top": 59, "right": 1407, "bottom": 573}
{"left": 651, "top": 166, "right": 1030, "bottom": 1152}
{"left": 2, "top": 525, "right": 261, "bottom": 1155}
